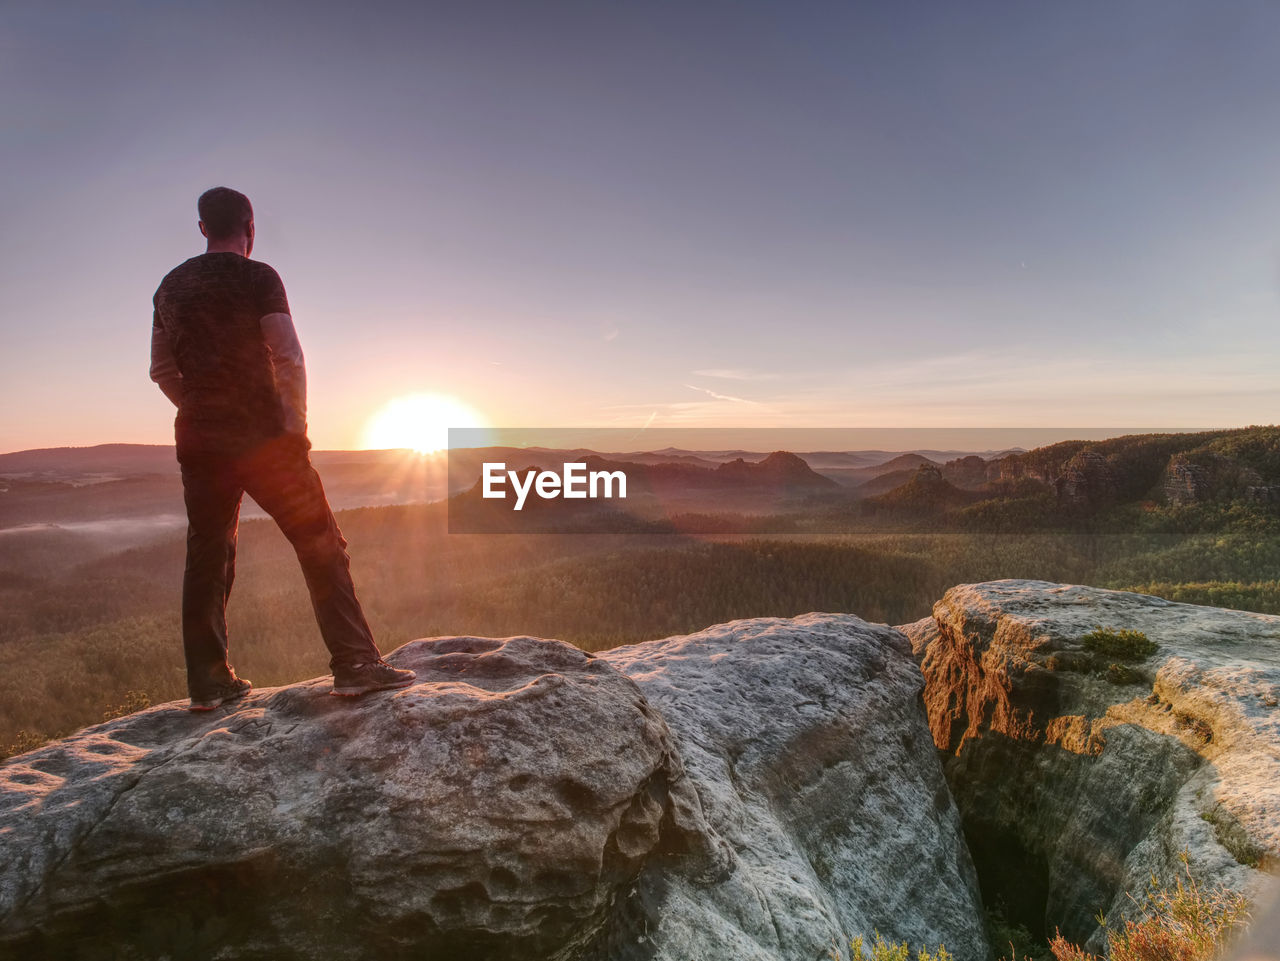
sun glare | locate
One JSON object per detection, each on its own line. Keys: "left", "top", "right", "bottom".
{"left": 362, "top": 393, "right": 489, "bottom": 454}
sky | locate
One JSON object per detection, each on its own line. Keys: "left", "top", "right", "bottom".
{"left": 3, "top": 0, "right": 1280, "bottom": 453}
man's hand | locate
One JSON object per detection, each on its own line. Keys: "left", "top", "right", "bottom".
{"left": 149, "top": 316, "right": 183, "bottom": 407}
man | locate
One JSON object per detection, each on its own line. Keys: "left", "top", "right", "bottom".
{"left": 151, "top": 186, "right": 415, "bottom": 711}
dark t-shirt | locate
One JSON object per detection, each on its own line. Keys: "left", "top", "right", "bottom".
{"left": 153, "top": 252, "right": 292, "bottom": 457}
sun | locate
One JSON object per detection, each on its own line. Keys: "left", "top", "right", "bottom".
{"left": 362, "top": 393, "right": 489, "bottom": 454}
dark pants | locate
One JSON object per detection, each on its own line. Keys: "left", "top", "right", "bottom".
{"left": 178, "top": 433, "right": 381, "bottom": 695}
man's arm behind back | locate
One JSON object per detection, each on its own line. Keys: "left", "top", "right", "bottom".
{"left": 261, "top": 312, "right": 307, "bottom": 436}
{"left": 149, "top": 312, "right": 183, "bottom": 407}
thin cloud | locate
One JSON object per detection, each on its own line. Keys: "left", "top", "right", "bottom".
{"left": 684, "top": 384, "right": 766, "bottom": 406}
{"left": 691, "top": 368, "right": 779, "bottom": 381}
{"left": 598, "top": 397, "right": 782, "bottom": 428}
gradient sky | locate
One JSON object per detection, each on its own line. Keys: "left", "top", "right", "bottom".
{"left": 3, "top": 0, "right": 1280, "bottom": 453}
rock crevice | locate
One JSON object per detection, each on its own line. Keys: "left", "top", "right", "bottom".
{"left": 905, "top": 580, "right": 1280, "bottom": 952}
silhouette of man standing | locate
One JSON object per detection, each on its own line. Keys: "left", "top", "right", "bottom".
{"left": 151, "top": 187, "right": 415, "bottom": 710}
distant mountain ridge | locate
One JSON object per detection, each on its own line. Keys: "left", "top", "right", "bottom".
{"left": 853, "top": 426, "right": 1280, "bottom": 525}
{"left": 0, "top": 443, "right": 1017, "bottom": 482}
{"left": 862, "top": 464, "right": 980, "bottom": 513}
{"left": 6, "top": 430, "right": 1278, "bottom": 536}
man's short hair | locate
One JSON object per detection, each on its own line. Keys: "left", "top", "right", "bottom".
{"left": 197, "top": 187, "right": 253, "bottom": 239}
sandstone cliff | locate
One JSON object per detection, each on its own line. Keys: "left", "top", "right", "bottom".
{"left": 904, "top": 580, "right": 1280, "bottom": 954}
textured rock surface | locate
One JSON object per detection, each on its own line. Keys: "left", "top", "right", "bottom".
{"left": 904, "top": 580, "right": 1280, "bottom": 952}
{"left": 1054, "top": 450, "right": 1118, "bottom": 510}
{"left": 603, "top": 614, "right": 990, "bottom": 961}
{"left": 0, "top": 616, "right": 992, "bottom": 961}
{"left": 0, "top": 636, "right": 712, "bottom": 960}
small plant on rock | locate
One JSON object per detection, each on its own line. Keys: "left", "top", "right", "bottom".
{"left": 1, "top": 729, "right": 51, "bottom": 762}
{"left": 1047, "top": 853, "right": 1249, "bottom": 961}
{"left": 1081, "top": 627, "right": 1157, "bottom": 660}
{"left": 830, "top": 932, "right": 954, "bottom": 961}
{"left": 1076, "top": 626, "right": 1158, "bottom": 685}
{"left": 103, "top": 690, "right": 151, "bottom": 721}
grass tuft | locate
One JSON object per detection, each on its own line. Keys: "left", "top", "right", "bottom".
{"left": 1081, "top": 627, "right": 1157, "bottom": 660}
{"left": 830, "top": 932, "right": 954, "bottom": 961}
{"left": 1046, "top": 853, "right": 1249, "bottom": 961}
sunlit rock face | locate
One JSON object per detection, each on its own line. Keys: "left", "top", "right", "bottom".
{"left": 0, "top": 616, "right": 991, "bottom": 961}
{"left": 603, "top": 614, "right": 991, "bottom": 961}
{"left": 905, "top": 580, "right": 1280, "bottom": 954}
{"left": 0, "top": 636, "right": 714, "bottom": 960}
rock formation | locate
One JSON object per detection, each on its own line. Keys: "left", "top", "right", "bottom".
{"left": 603, "top": 615, "right": 990, "bottom": 960}
{"left": 1, "top": 617, "right": 989, "bottom": 961}
{"left": 1054, "top": 450, "right": 1118, "bottom": 510}
{"left": 942, "top": 455, "right": 992, "bottom": 490}
{"left": 0, "top": 637, "right": 713, "bottom": 960}
{"left": 904, "top": 580, "right": 1280, "bottom": 954}
{"left": 5, "top": 582, "right": 1277, "bottom": 960}
{"left": 1164, "top": 453, "right": 1216, "bottom": 505}
{"left": 1163, "top": 452, "right": 1264, "bottom": 506}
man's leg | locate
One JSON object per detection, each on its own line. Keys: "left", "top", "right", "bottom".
{"left": 239, "top": 435, "right": 382, "bottom": 671}
{"left": 179, "top": 454, "right": 245, "bottom": 695}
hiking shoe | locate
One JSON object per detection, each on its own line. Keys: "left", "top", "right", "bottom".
{"left": 331, "top": 659, "right": 417, "bottom": 697}
{"left": 189, "top": 675, "right": 253, "bottom": 712}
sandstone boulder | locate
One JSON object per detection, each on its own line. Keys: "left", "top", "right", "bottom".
{"left": 604, "top": 614, "right": 991, "bottom": 961}
{"left": 0, "top": 636, "right": 713, "bottom": 960}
